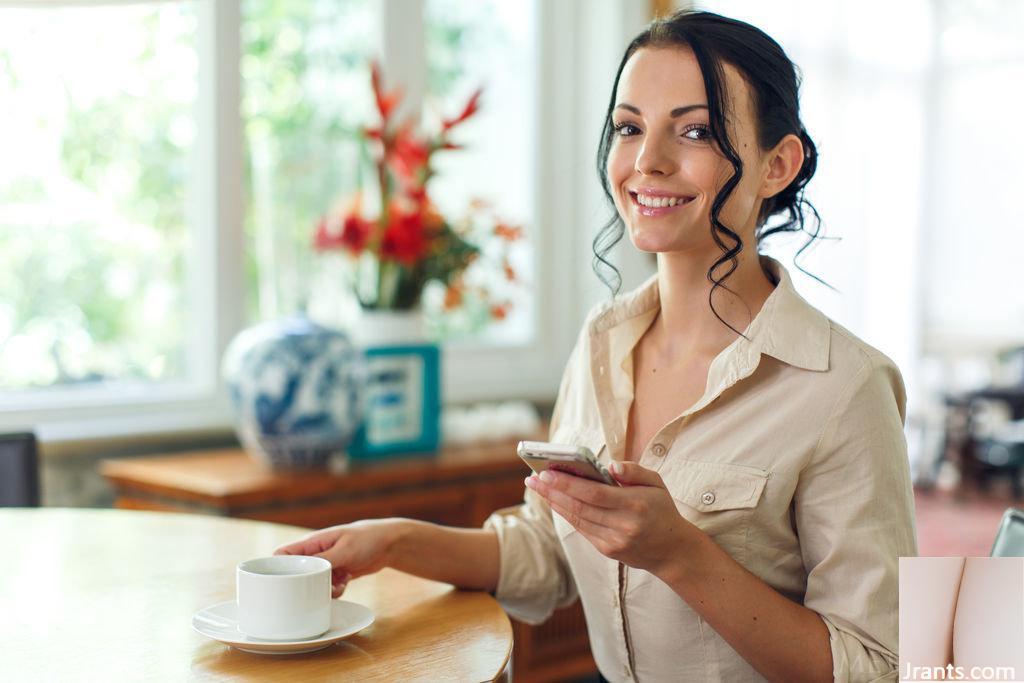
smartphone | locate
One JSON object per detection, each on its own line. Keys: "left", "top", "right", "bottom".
{"left": 517, "top": 440, "right": 618, "bottom": 486}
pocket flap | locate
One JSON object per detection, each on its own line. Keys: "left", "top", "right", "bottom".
{"left": 662, "top": 460, "right": 769, "bottom": 512}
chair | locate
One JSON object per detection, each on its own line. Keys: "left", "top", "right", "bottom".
{"left": 0, "top": 432, "right": 40, "bottom": 507}
{"left": 990, "top": 507, "right": 1024, "bottom": 556}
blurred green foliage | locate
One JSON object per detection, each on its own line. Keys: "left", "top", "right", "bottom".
{"left": 0, "top": 4, "right": 191, "bottom": 388}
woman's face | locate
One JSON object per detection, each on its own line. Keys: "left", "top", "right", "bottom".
{"left": 606, "top": 46, "right": 770, "bottom": 255}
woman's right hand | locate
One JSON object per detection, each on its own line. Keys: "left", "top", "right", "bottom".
{"left": 274, "top": 518, "right": 406, "bottom": 598}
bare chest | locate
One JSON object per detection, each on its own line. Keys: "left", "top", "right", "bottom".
{"left": 624, "top": 351, "right": 713, "bottom": 463}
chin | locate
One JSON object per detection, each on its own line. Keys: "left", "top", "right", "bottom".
{"left": 627, "top": 228, "right": 687, "bottom": 254}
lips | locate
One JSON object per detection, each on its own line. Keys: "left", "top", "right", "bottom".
{"left": 629, "top": 187, "right": 694, "bottom": 198}
{"left": 628, "top": 191, "right": 696, "bottom": 216}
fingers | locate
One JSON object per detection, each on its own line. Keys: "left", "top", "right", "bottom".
{"left": 271, "top": 528, "right": 356, "bottom": 598}
{"left": 547, "top": 497, "right": 614, "bottom": 538}
{"left": 273, "top": 541, "right": 307, "bottom": 556}
{"left": 331, "top": 570, "right": 352, "bottom": 599}
{"left": 529, "top": 471, "right": 620, "bottom": 508}
{"left": 527, "top": 474, "right": 617, "bottom": 528}
{"left": 273, "top": 529, "right": 338, "bottom": 557}
{"left": 610, "top": 460, "right": 666, "bottom": 488}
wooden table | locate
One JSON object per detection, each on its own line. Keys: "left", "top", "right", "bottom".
{"left": 100, "top": 439, "right": 597, "bottom": 682}
{"left": 0, "top": 508, "right": 512, "bottom": 681}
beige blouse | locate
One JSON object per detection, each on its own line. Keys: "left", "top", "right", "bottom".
{"left": 484, "top": 256, "right": 917, "bottom": 682}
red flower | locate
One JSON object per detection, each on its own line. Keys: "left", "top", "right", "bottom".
{"left": 380, "top": 208, "right": 428, "bottom": 266}
{"left": 341, "top": 213, "right": 372, "bottom": 253}
{"left": 391, "top": 123, "right": 431, "bottom": 181}
{"left": 406, "top": 184, "right": 428, "bottom": 206}
{"left": 313, "top": 211, "right": 372, "bottom": 255}
{"left": 313, "top": 216, "right": 343, "bottom": 250}
{"left": 442, "top": 88, "right": 483, "bottom": 132}
{"left": 370, "top": 61, "right": 402, "bottom": 123}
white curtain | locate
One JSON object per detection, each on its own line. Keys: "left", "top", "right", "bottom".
{"left": 694, "top": 0, "right": 1024, "bottom": 477}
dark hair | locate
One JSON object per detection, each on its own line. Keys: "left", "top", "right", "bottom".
{"left": 594, "top": 10, "right": 834, "bottom": 338}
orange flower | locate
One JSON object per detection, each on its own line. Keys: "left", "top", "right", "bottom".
{"left": 422, "top": 202, "right": 446, "bottom": 231}
{"left": 490, "top": 303, "right": 509, "bottom": 320}
{"left": 494, "top": 223, "right": 523, "bottom": 241}
{"left": 443, "top": 283, "right": 464, "bottom": 310}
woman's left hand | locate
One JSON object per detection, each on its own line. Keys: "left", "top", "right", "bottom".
{"left": 525, "top": 461, "right": 702, "bottom": 576}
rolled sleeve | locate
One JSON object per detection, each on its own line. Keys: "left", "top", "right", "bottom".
{"left": 794, "top": 353, "right": 918, "bottom": 683}
{"left": 482, "top": 339, "right": 582, "bottom": 625}
{"left": 483, "top": 487, "right": 578, "bottom": 624}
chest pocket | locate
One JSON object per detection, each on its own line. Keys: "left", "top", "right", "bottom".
{"left": 660, "top": 460, "right": 769, "bottom": 555}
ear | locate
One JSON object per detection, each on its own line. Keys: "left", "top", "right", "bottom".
{"left": 760, "top": 133, "right": 804, "bottom": 199}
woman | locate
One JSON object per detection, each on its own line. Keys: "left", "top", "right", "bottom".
{"left": 276, "top": 10, "right": 917, "bottom": 682}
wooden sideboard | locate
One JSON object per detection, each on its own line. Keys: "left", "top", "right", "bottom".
{"left": 100, "top": 437, "right": 595, "bottom": 683}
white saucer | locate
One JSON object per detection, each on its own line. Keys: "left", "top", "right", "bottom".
{"left": 192, "top": 600, "right": 375, "bottom": 655}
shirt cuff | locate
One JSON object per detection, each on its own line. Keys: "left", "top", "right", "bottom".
{"left": 483, "top": 506, "right": 577, "bottom": 625}
{"left": 822, "top": 615, "right": 899, "bottom": 683}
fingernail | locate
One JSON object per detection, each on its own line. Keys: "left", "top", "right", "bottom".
{"left": 611, "top": 462, "right": 622, "bottom": 475}
{"left": 539, "top": 471, "right": 553, "bottom": 483}
{"left": 524, "top": 475, "right": 535, "bottom": 488}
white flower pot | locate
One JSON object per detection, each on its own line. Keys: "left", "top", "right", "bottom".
{"left": 352, "top": 308, "right": 425, "bottom": 347}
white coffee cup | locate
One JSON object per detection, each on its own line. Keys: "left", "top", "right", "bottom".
{"left": 236, "top": 555, "right": 332, "bottom": 640}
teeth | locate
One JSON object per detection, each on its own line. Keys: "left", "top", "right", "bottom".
{"left": 636, "top": 193, "right": 687, "bottom": 208}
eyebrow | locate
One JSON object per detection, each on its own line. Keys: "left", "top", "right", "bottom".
{"left": 614, "top": 103, "right": 709, "bottom": 118}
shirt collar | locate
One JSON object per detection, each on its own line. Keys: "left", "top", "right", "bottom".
{"left": 589, "top": 255, "right": 831, "bottom": 373}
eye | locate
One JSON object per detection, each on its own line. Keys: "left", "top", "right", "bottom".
{"left": 681, "top": 123, "right": 712, "bottom": 141}
{"left": 612, "top": 121, "right": 640, "bottom": 137}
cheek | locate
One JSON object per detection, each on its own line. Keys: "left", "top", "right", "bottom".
{"left": 606, "top": 144, "right": 632, "bottom": 203}
{"left": 717, "top": 164, "right": 761, "bottom": 215}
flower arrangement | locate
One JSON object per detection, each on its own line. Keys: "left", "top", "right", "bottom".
{"left": 314, "top": 62, "right": 523, "bottom": 322}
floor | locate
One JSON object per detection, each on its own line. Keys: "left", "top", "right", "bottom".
{"left": 914, "top": 484, "right": 1021, "bottom": 556}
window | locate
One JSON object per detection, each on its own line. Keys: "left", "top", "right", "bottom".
{"left": 0, "top": 0, "right": 579, "bottom": 442}
{"left": 240, "top": 0, "right": 378, "bottom": 322}
{"left": 922, "top": 0, "right": 1024, "bottom": 350}
{"left": 242, "top": 0, "right": 537, "bottom": 345}
{"left": 420, "top": 0, "right": 537, "bottom": 344}
{"left": 0, "top": 2, "right": 200, "bottom": 395}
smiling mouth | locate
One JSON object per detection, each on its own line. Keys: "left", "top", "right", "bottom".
{"left": 629, "top": 192, "right": 696, "bottom": 212}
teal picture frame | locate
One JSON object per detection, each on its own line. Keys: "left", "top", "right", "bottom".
{"left": 347, "top": 343, "right": 441, "bottom": 459}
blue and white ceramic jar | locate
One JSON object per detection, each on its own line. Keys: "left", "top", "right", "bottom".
{"left": 222, "top": 316, "right": 365, "bottom": 469}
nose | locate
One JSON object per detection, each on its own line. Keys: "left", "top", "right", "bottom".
{"left": 634, "top": 132, "right": 677, "bottom": 176}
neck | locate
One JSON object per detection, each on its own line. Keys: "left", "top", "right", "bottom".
{"left": 651, "top": 247, "right": 777, "bottom": 361}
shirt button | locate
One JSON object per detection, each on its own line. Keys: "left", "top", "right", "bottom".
{"left": 651, "top": 443, "right": 666, "bottom": 457}
{"left": 701, "top": 491, "right": 716, "bottom": 505}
